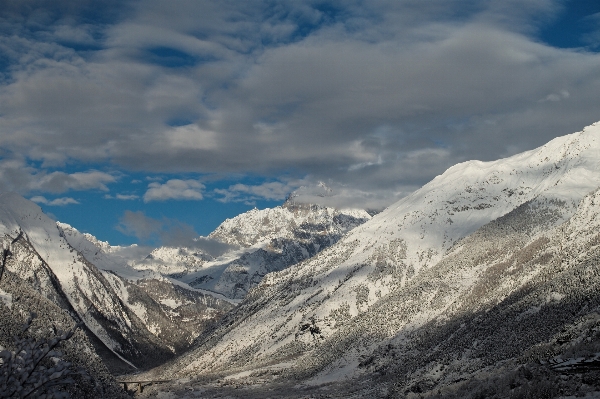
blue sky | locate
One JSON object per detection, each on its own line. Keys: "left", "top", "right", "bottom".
{"left": 0, "top": 0, "right": 599, "bottom": 247}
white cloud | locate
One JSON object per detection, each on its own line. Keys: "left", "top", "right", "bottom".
{"left": 214, "top": 180, "right": 303, "bottom": 203}
{"left": 163, "top": 124, "right": 218, "bottom": 151}
{"left": 287, "top": 180, "right": 411, "bottom": 211}
{"left": 539, "top": 90, "right": 570, "bottom": 103}
{"left": 31, "top": 171, "right": 117, "bottom": 193}
{"left": 116, "top": 210, "right": 162, "bottom": 241}
{"left": 104, "top": 193, "right": 140, "bottom": 200}
{"left": 30, "top": 196, "right": 79, "bottom": 206}
{"left": 116, "top": 210, "right": 236, "bottom": 255}
{"left": 213, "top": 178, "right": 406, "bottom": 211}
{"left": 0, "top": 159, "right": 117, "bottom": 195}
{"left": 144, "top": 179, "right": 205, "bottom": 202}
{"left": 116, "top": 193, "right": 139, "bottom": 200}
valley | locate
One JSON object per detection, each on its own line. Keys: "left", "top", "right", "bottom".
{"left": 2, "top": 122, "right": 600, "bottom": 398}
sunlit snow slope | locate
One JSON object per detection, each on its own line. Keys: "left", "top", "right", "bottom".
{"left": 155, "top": 122, "right": 600, "bottom": 383}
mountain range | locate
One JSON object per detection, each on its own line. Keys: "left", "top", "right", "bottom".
{"left": 2, "top": 122, "right": 600, "bottom": 398}
{"left": 0, "top": 184, "right": 372, "bottom": 396}
{"left": 0, "top": 193, "right": 236, "bottom": 375}
{"left": 149, "top": 201, "right": 372, "bottom": 299}
{"left": 137, "top": 121, "right": 600, "bottom": 398}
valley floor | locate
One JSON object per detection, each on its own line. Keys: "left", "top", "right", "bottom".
{"left": 128, "top": 377, "right": 380, "bottom": 399}
{"left": 124, "top": 361, "right": 600, "bottom": 399}
{"left": 129, "top": 378, "right": 600, "bottom": 399}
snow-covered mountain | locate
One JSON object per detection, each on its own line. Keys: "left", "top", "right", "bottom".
{"left": 0, "top": 258, "right": 129, "bottom": 398}
{"left": 134, "top": 201, "right": 372, "bottom": 299}
{"left": 0, "top": 193, "right": 234, "bottom": 374}
{"left": 141, "top": 122, "right": 600, "bottom": 397}
{"left": 134, "top": 246, "right": 213, "bottom": 277}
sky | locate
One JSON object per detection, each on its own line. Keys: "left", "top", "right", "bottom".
{"left": 0, "top": 0, "right": 599, "bottom": 248}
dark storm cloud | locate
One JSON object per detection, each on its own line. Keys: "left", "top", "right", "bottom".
{"left": 1, "top": 0, "right": 599, "bottom": 208}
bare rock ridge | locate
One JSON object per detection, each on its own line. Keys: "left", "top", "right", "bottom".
{"left": 142, "top": 122, "right": 600, "bottom": 398}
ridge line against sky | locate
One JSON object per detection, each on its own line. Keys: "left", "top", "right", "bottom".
{"left": 0, "top": 0, "right": 599, "bottom": 246}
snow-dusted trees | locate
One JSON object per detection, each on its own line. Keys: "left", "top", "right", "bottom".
{"left": 0, "top": 234, "right": 84, "bottom": 398}
{"left": 0, "top": 314, "right": 84, "bottom": 399}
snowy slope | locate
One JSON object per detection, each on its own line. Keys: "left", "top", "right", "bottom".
{"left": 297, "top": 184, "right": 600, "bottom": 397}
{"left": 150, "top": 122, "right": 600, "bottom": 385}
{"left": 56, "top": 221, "right": 236, "bottom": 351}
{"left": 0, "top": 194, "right": 234, "bottom": 371}
{"left": 0, "top": 259, "right": 130, "bottom": 397}
{"left": 133, "top": 246, "right": 213, "bottom": 276}
{"left": 147, "top": 178, "right": 600, "bottom": 399}
{"left": 57, "top": 222, "right": 151, "bottom": 281}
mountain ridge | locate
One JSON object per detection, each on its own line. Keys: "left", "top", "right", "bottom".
{"left": 3, "top": 122, "right": 600, "bottom": 397}
{"left": 136, "top": 121, "right": 600, "bottom": 398}
{"left": 0, "top": 193, "right": 235, "bottom": 374}
{"left": 135, "top": 201, "right": 372, "bottom": 299}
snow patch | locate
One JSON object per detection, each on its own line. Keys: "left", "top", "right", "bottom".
{"left": 0, "top": 289, "right": 12, "bottom": 309}
{"left": 159, "top": 298, "right": 183, "bottom": 309}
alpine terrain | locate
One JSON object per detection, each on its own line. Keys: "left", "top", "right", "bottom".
{"left": 133, "top": 197, "right": 371, "bottom": 300}
{"left": 135, "top": 122, "right": 600, "bottom": 398}
{"left": 0, "top": 192, "right": 235, "bottom": 381}
{"left": 0, "top": 188, "right": 372, "bottom": 397}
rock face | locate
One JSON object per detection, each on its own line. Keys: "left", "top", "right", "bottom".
{"left": 146, "top": 123, "right": 600, "bottom": 397}
{"left": 134, "top": 201, "right": 372, "bottom": 300}
{"left": 0, "top": 193, "right": 234, "bottom": 375}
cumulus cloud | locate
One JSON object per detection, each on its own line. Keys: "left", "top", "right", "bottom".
{"left": 116, "top": 194, "right": 139, "bottom": 200}
{"left": 116, "top": 210, "right": 162, "bottom": 241}
{"left": 214, "top": 178, "right": 409, "bottom": 211}
{"left": 30, "top": 196, "right": 80, "bottom": 206}
{"left": 539, "top": 90, "right": 570, "bottom": 102}
{"left": 31, "top": 171, "right": 116, "bottom": 193}
{"left": 108, "top": 244, "right": 156, "bottom": 263}
{"left": 0, "top": 159, "right": 37, "bottom": 194}
{"left": 116, "top": 210, "right": 235, "bottom": 256}
{"left": 143, "top": 179, "right": 205, "bottom": 202}
{"left": 287, "top": 180, "right": 411, "bottom": 211}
